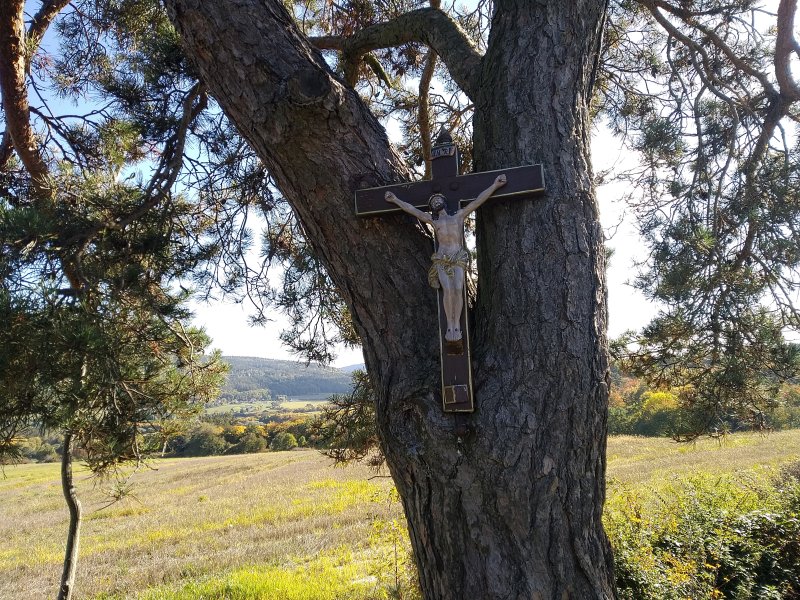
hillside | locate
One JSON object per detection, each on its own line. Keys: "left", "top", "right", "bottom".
{"left": 219, "top": 356, "right": 352, "bottom": 401}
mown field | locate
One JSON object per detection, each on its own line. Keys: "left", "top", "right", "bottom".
{"left": 205, "top": 397, "right": 329, "bottom": 415}
{"left": 2, "top": 431, "right": 800, "bottom": 599}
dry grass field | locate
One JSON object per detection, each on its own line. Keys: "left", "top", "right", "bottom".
{"left": 0, "top": 451, "right": 403, "bottom": 599}
{"left": 1, "top": 431, "right": 799, "bottom": 599}
{"left": 606, "top": 429, "right": 800, "bottom": 483}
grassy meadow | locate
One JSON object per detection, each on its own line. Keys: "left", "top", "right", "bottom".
{"left": 204, "top": 397, "right": 329, "bottom": 415}
{"left": 1, "top": 431, "right": 800, "bottom": 599}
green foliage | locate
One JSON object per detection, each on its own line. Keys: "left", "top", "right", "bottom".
{"left": 269, "top": 432, "right": 298, "bottom": 452}
{"left": 1, "top": 0, "right": 231, "bottom": 470}
{"left": 16, "top": 435, "right": 60, "bottom": 463}
{"left": 635, "top": 390, "right": 682, "bottom": 436}
{"left": 601, "top": 1, "right": 800, "bottom": 435}
{"left": 163, "top": 415, "right": 320, "bottom": 456}
{"left": 608, "top": 368, "right": 684, "bottom": 436}
{"left": 770, "top": 385, "right": 800, "bottom": 430}
{"left": 607, "top": 470, "right": 800, "bottom": 599}
{"left": 176, "top": 424, "right": 225, "bottom": 456}
{"left": 0, "top": 222, "right": 228, "bottom": 470}
{"left": 232, "top": 428, "right": 268, "bottom": 454}
{"left": 311, "top": 370, "right": 381, "bottom": 467}
{"left": 615, "top": 313, "right": 800, "bottom": 437}
{"left": 609, "top": 360, "right": 800, "bottom": 436}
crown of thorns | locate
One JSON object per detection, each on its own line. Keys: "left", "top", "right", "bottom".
{"left": 429, "top": 193, "right": 446, "bottom": 210}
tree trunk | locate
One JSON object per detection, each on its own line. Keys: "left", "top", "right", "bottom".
{"left": 58, "top": 431, "right": 82, "bottom": 600}
{"left": 165, "top": 0, "right": 615, "bottom": 597}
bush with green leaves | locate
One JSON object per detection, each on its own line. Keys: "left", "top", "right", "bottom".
{"left": 17, "top": 435, "right": 60, "bottom": 463}
{"left": 232, "top": 430, "right": 267, "bottom": 454}
{"left": 606, "top": 468, "right": 800, "bottom": 599}
{"left": 269, "top": 432, "right": 298, "bottom": 452}
{"left": 176, "top": 423, "right": 227, "bottom": 457}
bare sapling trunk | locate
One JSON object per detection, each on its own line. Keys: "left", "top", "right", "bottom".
{"left": 57, "top": 431, "right": 82, "bottom": 600}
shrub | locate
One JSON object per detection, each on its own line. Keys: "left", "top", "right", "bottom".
{"left": 180, "top": 423, "right": 228, "bottom": 456}
{"left": 269, "top": 432, "right": 298, "bottom": 452}
{"left": 19, "top": 436, "right": 59, "bottom": 462}
{"left": 232, "top": 432, "right": 267, "bottom": 454}
{"left": 606, "top": 471, "right": 800, "bottom": 599}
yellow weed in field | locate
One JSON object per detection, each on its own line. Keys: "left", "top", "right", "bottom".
{"left": 86, "top": 506, "right": 151, "bottom": 521}
{"left": 131, "top": 547, "right": 408, "bottom": 600}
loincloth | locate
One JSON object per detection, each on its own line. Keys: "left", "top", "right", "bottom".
{"left": 428, "top": 248, "right": 469, "bottom": 289}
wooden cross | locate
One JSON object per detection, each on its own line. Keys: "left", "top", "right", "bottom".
{"left": 355, "top": 132, "right": 545, "bottom": 413}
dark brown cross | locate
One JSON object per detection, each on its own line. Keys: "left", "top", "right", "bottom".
{"left": 355, "top": 132, "right": 545, "bottom": 413}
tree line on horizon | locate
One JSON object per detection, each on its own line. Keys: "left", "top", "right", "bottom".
{"left": 218, "top": 355, "right": 352, "bottom": 399}
{"left": 8, "top": 357, "right": 800, "bottom": 467}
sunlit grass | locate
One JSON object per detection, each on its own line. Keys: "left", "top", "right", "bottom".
{"left": 606, "top": 429, "right": 800, "bottom": 484}
{"left": 280, "top": 400, "right": 326, "bottom": 410}
{"left": 204, "top": 398, "right": 327, "bottom": 415}
{"left": 120, "top": 547, "right": 400, "bottom": 600}
{"left": 1, "top": 431, "right": 799, "bottom": 599}
{"left": 205, "top": 402, "right": 275, "bottom": 414}
{"left": 0, "top": 450, "right": 400, "bottom": 599}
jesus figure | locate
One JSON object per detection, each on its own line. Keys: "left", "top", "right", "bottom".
{"left": 385, "top": 173, "right": 507, "bottom": 343}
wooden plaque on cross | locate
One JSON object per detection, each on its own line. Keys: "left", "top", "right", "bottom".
{"left": 355, "top": 132, "right": 545, "bottom": 413}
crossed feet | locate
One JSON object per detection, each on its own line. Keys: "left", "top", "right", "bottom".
{"left": 445, "top": 326, "right": 463, "bottom": 342}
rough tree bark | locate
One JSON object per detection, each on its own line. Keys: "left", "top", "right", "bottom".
{"left": 164, "top": 1, "right": 615, "bottom": 597}
{"left": 0, "top": 0, "right": 53, "bottom": 197}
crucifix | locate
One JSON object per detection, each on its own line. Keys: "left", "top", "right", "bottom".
{"left": 355, "top": 132, "right": 545, "bottom": 413}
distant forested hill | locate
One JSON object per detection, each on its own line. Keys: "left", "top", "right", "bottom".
{"left": 219, "top": 356, "right": 352, "bottom": 402}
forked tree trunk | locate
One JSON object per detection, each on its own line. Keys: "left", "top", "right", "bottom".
{"left": 165, "top": 1, "right": 615, "bottom": 597}
{"left": 58, "top": 431, "right": 82, "bottom": 600}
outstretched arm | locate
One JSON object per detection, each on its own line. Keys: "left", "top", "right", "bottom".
{"left": 385, "top": 191, "right": 433, "bottom": 224}
{"left": 459, "top": 174, "right": 507, "bottom": 216}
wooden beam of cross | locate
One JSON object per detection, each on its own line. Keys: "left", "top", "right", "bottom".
{"left": 355, "top": 132, "right": 545, "bottom": 413}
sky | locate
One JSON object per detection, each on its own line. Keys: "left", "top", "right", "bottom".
{"left": 190, "top": 125, "right": 656, "bottom": 368}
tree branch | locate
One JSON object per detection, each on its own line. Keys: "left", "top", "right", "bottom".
{"left": 28, "top": 0, "right": 71, "bottom": 60}
{"left": 0, "top": 0, "right": 69, "bottom": 173}
{"left": 417, "top": 0, "right": 440, "bottom": 171}
{"left": 0, "top": 131, "right": 13, "bottom": 170}
{"left": 775, "top": 0, "right": 800, "bottom": 101}
{"left": 731, "top": 97, "right": 788, "bottom": 272}
{"left": 643, "top": 0, "right": 777, "bottom": 96}
{"left": 362, "top": 53, "right": 393, "bottom": 88}
{"left": 60, "top": 82, "right": 209, "bottom": 253}
{"left": 142, "top": 82, "right": 207, "bottom": 208}
{"left": 309, "top": 7, "right": 482, "bottom": 99}
{"left": 0, "top": 0, "right": 51, "bottom": 200}
{"left": 418, "top": 50, "right": 436, "bottom": 179}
